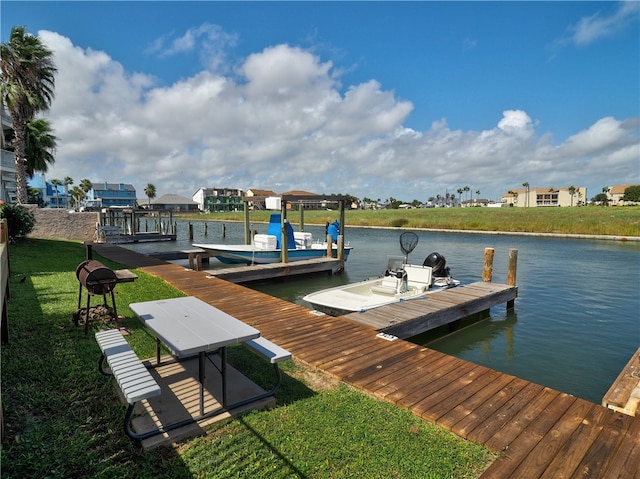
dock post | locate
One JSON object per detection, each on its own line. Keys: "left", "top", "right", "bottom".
{"left": 281, "top": 219, "right": 289, "bottom": 263}
{"left": 483, "top": 248, "right": 494, "bottom": 282}
{"left": 204, "top": 222, "right": 208, "bottom": 236}
{"left": 337, "top": 235, "right": 344, "bottom": 261}
{"left": 243, "top": 207, "right": 250, "bottom": 245}
{"left": 507, "top": 248, "right": 518, "bottom": 309}
{"left": 327, "top": 234, "right": 333, "bottom": 258}
{"left": 300, "top": 203, "right": 305, "bottom": 231}
{"left": 188, "top": 223, "right": 193, "bottom": 241}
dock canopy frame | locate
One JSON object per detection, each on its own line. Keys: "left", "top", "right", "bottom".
{"left": 241, "top": 194, "right": 348, "bottom": 264}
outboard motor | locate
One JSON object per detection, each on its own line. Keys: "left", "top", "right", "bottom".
{"left": 423, "top": 252, "right": 450, "bottom": 277}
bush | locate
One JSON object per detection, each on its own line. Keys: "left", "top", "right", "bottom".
{"left": 390, "top": 218, "right": 409, "bottom": 227}
{"left": 0, "top": 203, "right": 36, "bottom": 241}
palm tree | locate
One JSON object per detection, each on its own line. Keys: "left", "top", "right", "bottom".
{"left": 79, "top": 178, "right": 92, "bottom": 194}
{"left": 475, "top": 190, "right": 481, "bottom": 205}
{"left": 24, "top": 117, "right": 57, "bottom": 178}
{"left": 69, "top": 186, "right": 85, "bottom": 208}
{"left": 457, "top": 188, "right": 463, "bottom": 207}
{"left": 144, "top": 183, "right": 157, "bottom": 207}
{"left": 463, "top": 185, "right": 470, "bottom": 205}
{"left": 522, "top": 182, "right": 530, "bottom": 207}
{"left": 568, "top": 186, "right": 576, "bottom": 207}
{"left": 1, "top": 26, "right": 57, "bottom": 204}
{"left": 50, "top": 178, "right": 62, "bottom": 208}
{"left": 63, "top": 176, "right": 73, "bottom": 208}
{"left": 602, "top": 186, "right": 610, "bottom": 207}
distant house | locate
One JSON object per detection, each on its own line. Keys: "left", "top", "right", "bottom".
{"left": 245, "top": 189, "right": 277, "bottom": 210}
{"left": 279, "top": 190, "right": 326, "bottom": 210}
{"left": 149, "top": 193, "right": 198, "bottom": 211}
{"left": 607, "top": 184, "right": 638, "bottom": 206}
{"left": 192, "top": 187, "right": 244, "bottom": 212}
{"left": 502, "top": 186, "right": 587, "bottom": 207}
{"left": 27, "top": 173, "right": 69, "bottom": 208}
{"left": 89, "top": 181, "right": 137, "bottom": 207}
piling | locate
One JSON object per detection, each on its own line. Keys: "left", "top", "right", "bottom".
{"left": 188, "top": 223, "right": 193, "bottom": 241}
{"left": 507, "top": 248, "right": 518, "bottom": 309}
{"left": 483, "top": 247, "right": 494, "bottom": 282}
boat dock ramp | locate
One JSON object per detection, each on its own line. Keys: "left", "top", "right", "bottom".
{"left": 92, "top": 243, "right": 640, "bottom": 478}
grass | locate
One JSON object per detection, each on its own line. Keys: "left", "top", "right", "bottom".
{"left": 180, "top": 206, "right": 640, "bottom": 237}
{"left": 1, "top": 239, "right": 496, "bottom": 478}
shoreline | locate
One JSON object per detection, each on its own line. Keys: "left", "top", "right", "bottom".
{"left": 183, "top": 217, "right": 640, "bottom": 243}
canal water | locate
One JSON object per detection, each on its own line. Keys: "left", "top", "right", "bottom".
{"left": 123, "top": 219, "right": 640, "bottom": 404}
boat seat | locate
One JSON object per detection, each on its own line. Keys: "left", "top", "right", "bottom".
{"left": 371, "top": 276, "right": 399, "bottom": 295}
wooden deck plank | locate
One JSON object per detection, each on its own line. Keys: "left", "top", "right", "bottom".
{"left": 416, "top": 367, "right": 499, "bottom": 423}
{"left": 508, "top": 399, "right": 595, "bottom": 479}
{"left": 537, "top": 405, "right": 613, "bottom": 479}
{"left": 421, "top": 368, "right": 503, "bottom": 424}
{"left": 467, "top": 381, "right": 545, "bottom": 444}
{"left": 382, "top": 354, "right": 463, "bottom": 405}
{"left": 570, "top": 411, "right": 635, "bottom": 479}
{"left": 396, "top": 363, "right": 482, "bottom": 410}
{"left": 92, "top": 244, "right": 639, "bottom": 479}
{"left": 486, "top": 387, "right": 562, "bottom": 451}
{"left": 450, "top": 376, "right": 528, "bottom": 437}
{"left": 600, "top": 412, "right": 640, "bottom": 478}
{"left": 480, "top": 393, "right": 578, "bottom": 479}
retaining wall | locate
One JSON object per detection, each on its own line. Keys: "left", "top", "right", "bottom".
{"left": 25, "top": 206, "right": 99, "bottom": 242}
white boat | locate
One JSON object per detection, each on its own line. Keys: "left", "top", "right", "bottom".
{"left": 194, "top": 213, "right": 352, "bottom": 265}
{"left": 303, "top": 232, "right": 459, "bottom": 316}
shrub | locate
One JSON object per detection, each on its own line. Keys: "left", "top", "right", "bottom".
{"left": 390, "top": 218, "right": 409, "bottom": 227}
{"left": 0, "top": 203, "right": 36, "bottom": 241}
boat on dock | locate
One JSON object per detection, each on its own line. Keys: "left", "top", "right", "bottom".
{"left": 194, "top": 213, "right": 352, "bottom": 265}
{"left": 303, "top": 232, "right": 459, "bottom": 316}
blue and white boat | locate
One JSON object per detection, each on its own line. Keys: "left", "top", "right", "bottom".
{"left": 194, "top": 214, "right": 352, "bottom": 265}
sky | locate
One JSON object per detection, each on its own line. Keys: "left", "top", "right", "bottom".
{"left": 2, "top": 1, "right": 639, "bottom": 203}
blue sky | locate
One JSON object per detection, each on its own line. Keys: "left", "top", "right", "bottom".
{"left": 2, "top": 1, "right": 639, "bottom": 202}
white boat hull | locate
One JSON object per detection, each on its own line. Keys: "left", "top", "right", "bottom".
{"left": 303, "top": 264, "right": 459, "bottom": 316}
{"left": 193, "top": 242, "right": 352, "bottom": 265}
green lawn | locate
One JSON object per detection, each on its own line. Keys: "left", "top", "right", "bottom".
{"left": 1, "top": 239, "right": 495, "bottom": 478}
{"left": 181, "top": 205, "right": 640, "bottom": 237}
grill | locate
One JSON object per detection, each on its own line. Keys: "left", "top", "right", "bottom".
{"left": 74, "top": 259, "right": 119, "bottom": 335}
{"left": 76, "top": 260, "right": 118, "bottom": 295}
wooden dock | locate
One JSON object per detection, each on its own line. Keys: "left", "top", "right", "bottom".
{"left": 603, "top": 347, "right": 640, "bottom": 417}
{"left": 93, "top": 244, "right": 640, "bottom": 478}
{"left": 207, "top": 257, "right": 345, "bottom": 282}
{"left": 346, "top": 282, "right": 517, "bottom": 339}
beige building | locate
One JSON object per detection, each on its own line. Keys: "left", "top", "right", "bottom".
{"left": 502, "top": 186, "right": 587, "bottom": 207}
{"left": 606, "top": 184, "right": 638, "bottom": 206}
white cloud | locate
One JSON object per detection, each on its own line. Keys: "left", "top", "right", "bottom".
{"left": 147, "top": 23, "right": 238, "bottom": 71}
{"left": 37, "top": 30, "right": 639, "bottom": 203}
{"left": 568, "top": 0, "right": 640, "bottom": 46}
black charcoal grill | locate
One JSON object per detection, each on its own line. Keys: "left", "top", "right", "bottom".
{"left": 74, "top": 259, "right": 118, "bottom": 335}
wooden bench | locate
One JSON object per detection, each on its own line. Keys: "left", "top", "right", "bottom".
{"left": 95, "top": 329, "right": 161, "bottom": 439}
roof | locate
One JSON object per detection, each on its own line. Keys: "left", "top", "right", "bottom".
{"left": 246, "top": 189, "right": 277, "bottom": 197}
{"left": 92, "top": 182, "right": 136, "bottom": 192}
{"left": 279, "top": 190, "right": 319, "bottom": 196}
{"left": 151, "top": 193, "right": 197, "bottom": 205}
{"left": 609, "top": 184, "right": 635, "bottom": 195}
